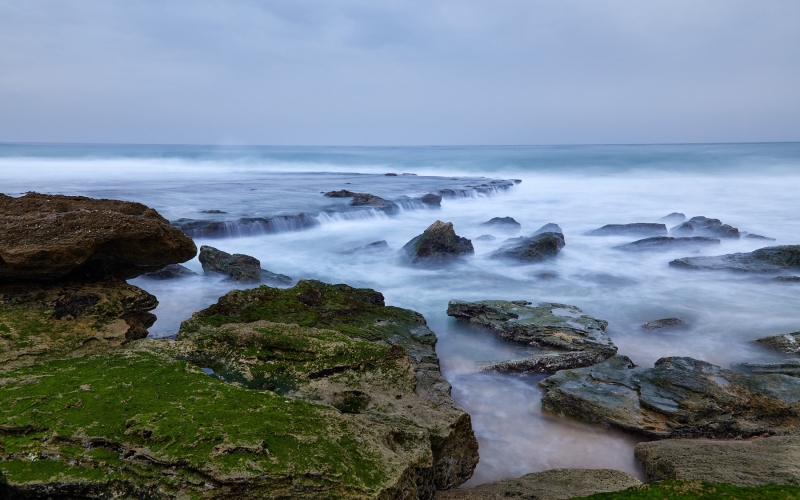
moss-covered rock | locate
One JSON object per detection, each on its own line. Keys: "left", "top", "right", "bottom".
{"left": 579, "top": 480, "right": 800, "bottom": 499}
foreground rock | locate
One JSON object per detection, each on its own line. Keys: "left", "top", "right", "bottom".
{"left": 490, "top": 231, "right": 565, "bottom": 262}
{"left": 479, "top": 216, "right": 521, "bottom": 233}
{"left": 540, "top": 355, "right": 800, "bottom": 438}
{"left": 0, "top": 280, "right": 479, "bottom": 498}
{"left": 670, "top": 245, "right": 800, "bottom": 273}
{"left": 615, "top": 236, "right": 719, "bottom": 252}
{"left": 735, "top": 359, "right": 800, "bottom": 377}
{"left": 434, "top": 468, "right": 641, "bottom": 500}
{"left": 635, "top": 436, "right": 800, "bottom": 486}
{"left": 401, "top": 221, "right": 474, "bottom": 265}
{"left": 199, "top": 245, "right": 291, "bottom": 285}
{"left": 0, "top": 193, "right": 196, "bottom": 281}
{"left": 141, "top": 263, "right": 197, "bottom": 280}
{"left": 642, "top": 318, "right": 690, "bottom": 331}
{"left": 447, "top": 300, "right": 616, "bottom": 373}
{"left": 755, "top": 331, "right": 800, "bottom": 354}
{"left": 670, "top": 216, "right": 740, "bottom": 238}
{"left": 584, "top": 223, "right": 666, "bottom": 237}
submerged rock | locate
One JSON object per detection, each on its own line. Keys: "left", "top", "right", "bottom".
{"left": 323, "top": 189, "right": 400, "bottom": 214}
{"left": 615, "top": 236, "right": 719, "bottom": 252}
{"left": 540, "top": 355, "right": 800, "bottom": 438}
{"left": 755, "top": 331, "right": 800, "bottom": 355}
{"left": 434, "top": 468, "right": 642, "bottom": 500}
{"left": 490, "top": 232, "right": 565, "bottom": 262}
{"left": 400, "top": 221, "right": 474, "bottom": 265}
{"left": 174, "top": 213, "right": 319, "bottom": 238}
{"left": 199, "top": 245, "right": 291, "bottom": 285}
{"left": 635, "top": 436, "right": 800, "bottom": 486}
{"left": 479, "top": 216, "right": 521, "bottom": 233}
{"left": 670, "top": 216, "right": 740, "bottom": 238}
{"left": 775, "top": 276, "right": 800, "bottom": 283}
{"left": 670, "top": 245, "right": 800, "bottom": 273}
{"left": 744, "top": 233, "right": 777, "bottom": 241}
{"left": 474, "top": 234, "right": 496, "bottom": 241}
{"left": 447, "top": 300, "right": 616, "bottom": 373}
{"left": 584, "top": 223, "right": 667, "bottom": 237}
{"left": 642, "top": 317, "right": 690, "bottom": 331}
{"left": 342, "top": 240, "right": 391, "bottom": 255}
{"left": 0, "top": 193, "right": 196, "bottom": 282}
{"left": 141, "top": 263, "right": 197, "bottom": 280}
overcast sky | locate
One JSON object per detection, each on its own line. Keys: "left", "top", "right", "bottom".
{"left": 1, "top": 1, "right": 798, "bottom": 145}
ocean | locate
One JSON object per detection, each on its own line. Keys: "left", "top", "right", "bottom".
{"left": 2, "top": 142, "right": 800, "bottom": 484}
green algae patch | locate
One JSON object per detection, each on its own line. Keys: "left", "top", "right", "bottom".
{"left": 578, "top": 480, "right": 800, "bottom": 499}
{"left": 0, "top": 348, "right": 402, "bottom": 498}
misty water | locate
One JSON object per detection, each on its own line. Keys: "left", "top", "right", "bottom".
{"left": 3, "top": 143, "right": 800, "bottom": 485}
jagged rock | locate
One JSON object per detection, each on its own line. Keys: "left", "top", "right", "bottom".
{"left": 540, "top": 355, "right": 800, "bottom": 438}
{"left": 670, "top": 245, "right": 800, "bottom": 273}
{"left": 659, "top": 212, "right": 686, "bottom": 224}
{"left": 635, "top": 436, "right": 800, "bottom": 486}
{"left": 775, "top": 276, "right": 800, "bottom": 283}
{"left": 755, "top": 331, "right": 800, "bottom": 355}
{"left": 447, "top": 300, "right": 616, "bottom": 373}
{"left": 642, "top": 318, "right": 690, "bottom": 331}
{"left": 141, "top": 263, "right": 197, "bottom": 280}
{"left": 400, "top": 221, "right": 474, "bottom": 265}
{"left": 480, "top": 217, "right": 521, "bottom": 233}
{"left": 584, "top": 223, "right": 667, "bottom": 237}
{"left": 342, "top": 240, "right": 390, "bottom": 255}
{"left": 475, "top": 235, "right": 496, "bottom": 241}
{"left": 670, "top": 216, "right": 740, "bottom": 238}
{"left": 0, "top": 193, "right": 196, "bottom": 282}
{"left": 615, "top": 236, "right": 720, "bottom": 252}
{"left": 490, "top": 232, "right": 565, "bottom": 262}
{"left": 199, "top": 246, "right": 291, "bottom": 285}
{"left": 420, "top": 193, "right": 442, "bottom": 207}
{"left": 435, "top": 468, "right": 642, "bottom": 500}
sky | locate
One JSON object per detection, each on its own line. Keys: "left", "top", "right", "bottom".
{"left": 0, "top": 0, "right": 798, "bottom": 146}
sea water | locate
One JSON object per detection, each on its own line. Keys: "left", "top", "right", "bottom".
{"left": 2, "top": 142, "right": 800, "bottom": 484}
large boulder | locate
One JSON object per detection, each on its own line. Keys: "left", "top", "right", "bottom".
{"left": 447, "top": 300, "right": 616, "bottom": 373}
{"left": 670, "top": 216, "right": 740, "bottom": 238}
{"left": 400, "top": 221, "right": 474, "bottom": 264}
{"left": 0, "top": 193, "right": 196, "bottom": 282}
{"left": 584, "top": 223, "right": 667, "bottom": 237}
{"left": 199, "top": 245, "right": 291, "bottom": 285}
{"left": 490, "top": 232, "right": 565, "bottom": 262}
{"left": 540, "top": 355, "right": 800, "bottom": 439}
{"left": 635, "top": 436, "right": 800, "bottom": 486}
{"left": 615, "top": 236, "right": 720, "bottom": 252}
{"left": 434, "top": 468, "right": 642, "bottom": 500}
{"left": 670, "top": 245, "right": 800, "bottom": 273}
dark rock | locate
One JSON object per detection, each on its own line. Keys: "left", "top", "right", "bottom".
{"left": 447, "top": 300, "right": 616, "bottom": 373}
{"left": 670, "top": 245, "right": 800, "bottom": 273}
{"left": 755, "top": 331, "right": 800, "bottom": 355}
{"left": 616, "top": 236, "right": 720, "bottom": 252}
{"left": 641, "top": 318, "right": 690, "bottom": 331}
{"left": 200, "top": 209, "right": 226, "bottom": 214}
{"left": 584, "top": 223, "right": 667, "bottom": 237}
{"left": 324, "top": 189, "right": 360, "bottom": 198}
{"left": 141, "top": 263, "right": 198, "bottom": 280}
{"left": 199, "top": 246, "right": 291, "bottom": 284}
{"left": 734, "top": 359, "right": 800, "bottom": 377}
{"left": 400, "top": 221, "right": 474, "bottom": 265}
{"left": 659, "top": 212, "right": 686, "bottom": 224}
{"left": 342, "top": 240, "right": 390, "bottom": 255}
{"left": 533, "top": 223, "right": 563, "bottom": 235}
{"left": 480, "top": 217, "right": 521, "bottom": 233}
{"left": 350, "top": 193, "right": 400, "bottom": 214}
{"left": 635, "top": 436, "right": 800, "bottom": 486}
{"left": 385, "top": 172, "right": 398, "bottom": 176}
{"left": 174, "top": 213, "right": 319, "bottom": 238}
{"left": 434, "top": 468, "right": 641, "bottom": 500}
{"left": 670, "top": 216, "right": 740, "bottom": 238}
{"left": 420, "top": 193, "right": 442, "bottom": 207}
{"left": 490, "top": 232, "right": 565, "bottom": 262}
{"left": 475, "top": 235, "right": 496, "bottom": 241}
{"left": 260, "top": 269, "right": 293, "bottom": 286}
{"left": 775, "top": 276, "right": 800, "bottom": 283}
{"left": 744, "top": 233, "right": 776, "bottom": 241}
{"left": 540, "top": 355, "right": 800, "bottom": 438}
{"left": 0, "top": 193, "right": 197, "bottom": 282}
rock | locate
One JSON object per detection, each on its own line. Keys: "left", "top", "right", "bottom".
{"left": 615, "top": 236, "right": 720, "bottom": 252}
{"left": 199, "top": 246, "right": 291, "bottom": 284}
{"left": 400, "top": 221, "right": 474, "bottom": 264}
{"left": 744, "top": 233, "right": 776, "bottom": 241}
{"left": 734, "top": 359, "right": 800, "bottom": 377}
{"left": 141, "top": 263, "right": 197, "bottom": 280}
{"left": 385, "top": 172, "right": 398, "bottom": 176}
{"left": 490, "top": 232, "right": 565, "bottom": 262}
{"left": 775, "top": 276, "right": 800, "bottom": 283}
{"left": 755, "top": 331, "right": 800, "bottom": 355}
{"left": 584, "top": 223, "right": 667, "bottom": 237}
{"left": 475, "top": 235, "right": 496, "bottom": 241}
{"left": 533, "top": 223, "right": 563, "bottom": 235}
{"left": 447, "top": 300, "right": 616, "bottom": 373}
{"left": 635, "top": 436, "right": 800, "bottom": 486}
{"left": 342, "top": 240, "right": 390, "bottom": 255}
{"left": 200, "top": 209, "right": 226, "bottom": 214}
{"left": 480, "top": 217, "right": 521, "bottom": 233}
{"left": 659, "top": 212, "right": 686, "bottom": 223}
{"left": 670, "top": 216, "right": 740, "bottom": 238}
{"left": 434, "top": 468, "right": 642, "bottom": 500}
{"left": 540, "top": 355, "right": 800, "bottom": 438}
{"left": 324, "top": 189, "right": 361, "bottom": 198}
{"left": 174, "top": 213, "right": 319, "bottom": 238}
{"left": 0, "top": 193, "right": 197, "bottom": 282}
{"left": 420, "top": 193, "right": 443, "bottom": 207}
{"left": 350, "top": 193, "right": 400, "bottom": 214}
{"left": 642, "top": 317, "right": 690, "bottom": 331}
{"left": 670, "top": 245, "right": 800, "bottom": 273}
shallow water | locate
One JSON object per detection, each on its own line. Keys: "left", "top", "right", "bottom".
{"left": 4, "top": 142, "right": 800, "bottom": 484}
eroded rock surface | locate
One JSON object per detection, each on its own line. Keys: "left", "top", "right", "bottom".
{"left": 490, "top": 232, "right": 565, "bottom": 262}
{"left": 401, "top": 221, "right": 474, "bottom": 265}
{"left": 540, "top": 355, "right": 800, "bottom": 438}
{"left": 584, "top": 223, "right": 667, "bottom": 237}
{"left": 755, "top": 331, "right": 800, "bottom": 355}
{"left": 0, "top": 193, "right": 196, "bottom": 281}
{"left": 670, "top": 245, "right": 800, "bottom": 273}
{"left": 670, "top": 216, "right": 740, "bottom": 239}
{"left": 447, "top": 300, "right": 616, "bottom": 373}
{"left": 199, "top": 245, "right": 291, "bottom": 285}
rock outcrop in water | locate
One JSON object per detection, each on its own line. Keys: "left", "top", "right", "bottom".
{"left": 669, "top": 216, "right": 740, "bottom": 238}
{"left": 615, "top": 236, "right": 720, "bottom": 252}
{"left": 539, "top": 355, "right": 800, "bottom": 438}
{"left": 142, "top": 263, "right": 198, "bottom": 280}
{"left": 199, "top": 245, "right": 292, "bottom": 285}
{"left": 342, "top": 240, "right": 391, "bottom": 255}
{"left": 173, "top": 213, "right": 319, "bottom": 239}
{"left": 490, "top": 231, "right": 565, "bottom": 262}
{"left": 434, "top": 468, "right": 642, "bottom": 500}
{"left": 584, "top": 223, "right": 667, "bottom": 237}
{"left": 641, "top": 317, "right": 690, "bottom": 331}
{"left": 659, "top": 212, "right": 686, "bottom": 224}
{"left": 479, "top": 216, "right": 521, "bottom": 233}
{"left": 447, "top": 300, "right": 616, "bottom": 373}
{"left": 0, "top": 193, "right": 197, "bottom": 281}
{"left": 401, "top": 221, "right": 474, "bottom": 265}
{"left": 755, "top": 331, "right": 800, "bottom": 355}
{"left": 669, "top": 245, "right": 800, "bottom": 273}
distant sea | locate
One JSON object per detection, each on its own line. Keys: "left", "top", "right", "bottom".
{"left": 3, "top": 142, "right": 800, "bottom": 484}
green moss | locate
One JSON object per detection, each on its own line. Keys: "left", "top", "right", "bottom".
{"left": 577, "top": 480, "right": 800, "bottom": 499}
